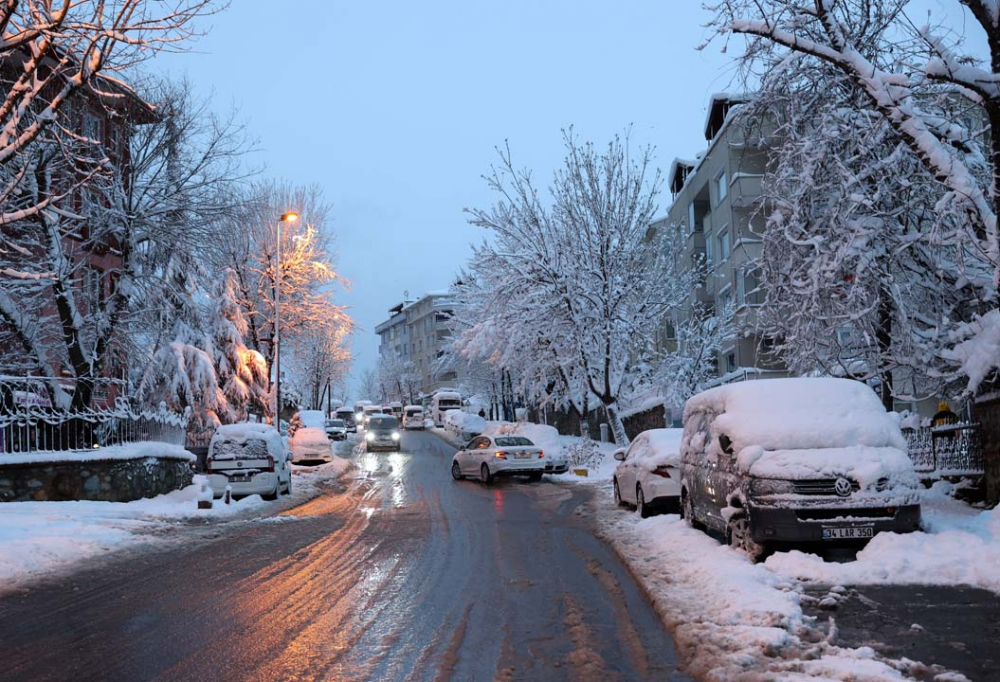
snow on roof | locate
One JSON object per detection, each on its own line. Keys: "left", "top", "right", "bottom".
{"left": 703, "top": 92, "right": 751, "bottom": 141}
{"left": 684, "top": 378, "right": 906, "bottom": 453}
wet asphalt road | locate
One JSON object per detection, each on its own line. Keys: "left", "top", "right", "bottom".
{"left": 0, "top": 431, "right": 690, "bottom": 682}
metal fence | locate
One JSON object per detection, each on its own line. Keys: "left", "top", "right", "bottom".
{"left": 903, "top": 423, "right": 984, "bottom": 476}
{"left": 0, "top": 375, "right": 188, "bottom": 455}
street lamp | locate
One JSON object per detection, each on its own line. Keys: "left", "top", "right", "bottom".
{"left": 274, "top": 211, "right": 299, "bottom": 424}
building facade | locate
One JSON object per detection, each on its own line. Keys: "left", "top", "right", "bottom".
{"left": 375, "top": 291, "right": 458, "bottom": 396}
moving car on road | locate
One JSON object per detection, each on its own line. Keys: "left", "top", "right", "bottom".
{"left": 361, "top": 404, "right": 385, "bottom": 429}
{"left": 205, "top": 423, "right": 292, "bottom": 500}
{"left": 451, "top": 434, "right": 545, "bottom": 484}
{"left": 613, "top": 428, "right": 682, "bottom": 517}
{"left": 403, "top": 405, "right": 425, "bottom": 430}
{"left": 288, "top": 410, "right": 334, "bottom": 463}
{"left": 680, "top": 378, "right": 922, "bottom": 562}
{"left": 365, "top": 415, "right": 401, "bottom": 451}
{"left": 324, "top": 418, "right": 348, "bottom": 441}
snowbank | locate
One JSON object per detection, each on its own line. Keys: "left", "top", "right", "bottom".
{"left": 444, "top": 410, "right": 486, "bottom": 434}
{"left": 0, "top": 454, "right": 352, "bottom": 592}
{"left": 1, "top": 441, "right": 194, "bottom": 466}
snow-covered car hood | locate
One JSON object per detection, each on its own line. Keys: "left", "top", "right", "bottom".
{"left": 736, "top": 445, "right": 919, "bottom": 490}
{"left": 290, "top": 427, "right": 331, "bottom": 449}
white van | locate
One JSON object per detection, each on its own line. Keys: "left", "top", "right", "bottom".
{"left": 205, "top": 423, "right": 292, "bottom": 500}
{"left": 361, "top": 404, "right": 385, "bottom": 429}
{"left": 432, "top": 391, "right": 462, "bottom": 427}
{"left": 403, "top": 405, "right": 425, "bottom": 430}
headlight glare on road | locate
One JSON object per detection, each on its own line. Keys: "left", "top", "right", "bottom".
{"left": 391, "top": 431, "right": 400, "bottom": 441}
{"left": 366, "top": 432, "right": 375, "bottom": 442}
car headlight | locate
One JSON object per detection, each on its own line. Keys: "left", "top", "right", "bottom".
{"left": 391, "top": 431, "right": 400, "bottom": 441}
{"left": 366, "top": 432, "right": 375, "bottom": 442}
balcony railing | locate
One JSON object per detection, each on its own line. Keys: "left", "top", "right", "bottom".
{"left": 902, "top": 423, "right": 984, "bottom": 477}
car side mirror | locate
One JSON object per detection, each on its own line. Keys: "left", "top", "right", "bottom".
{"left": 719, "top": 434, "right": 734, "bottom": 455}
{"left": 286, "top": 451, "right": 294, "bottom": 461}
{"left": 613, "top": 450, "right": 626, "bottom": 461}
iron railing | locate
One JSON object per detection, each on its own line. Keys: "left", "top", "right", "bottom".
{"left": 903, "top": 423, "right": 984, "bottom": 476}
{"left": 0, "top": 375, "right": 188, "bottom": 455}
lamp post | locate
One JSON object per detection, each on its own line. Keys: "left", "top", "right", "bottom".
{"left": 274, "top": 211, "right": 299, "bottom": 424}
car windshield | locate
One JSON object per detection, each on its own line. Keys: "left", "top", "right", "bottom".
{"left": 495, "top": 436, "right": 534, "bottom": 447}
{"left": 406, "top": 409, "right": 422, "bottom": 416}
{"left": 325, "top": 420, "right": 344, "bottom": 427}
{"left": 369, "top": 416, "right": 398, "bottom": 429}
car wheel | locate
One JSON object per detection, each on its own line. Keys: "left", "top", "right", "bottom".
{"left": 451, "top": 461, "right": 463, "bottom": 480}
{"left": 637, "top": 484, "right": 653, "bottom": 518}
{"left": 263, "top": 483, "right": 279, "bottom": 501}
{"left": 613, "top": 478, "right": 627, "bottom": 508}
{"left": 284, "top": 476, "right": 292, "bottom": 496}
{"left": 682, "top": 490, "right": 703, "bottom": 530}
{"left": 480, "top": 463, "right": 492, "bottom": 485}
{"left": 727, "top": 513, "right": 769, "bottom": 563}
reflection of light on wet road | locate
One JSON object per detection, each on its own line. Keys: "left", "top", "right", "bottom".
{"left": 493, "top": 489, "right": 505, "bottom": 515}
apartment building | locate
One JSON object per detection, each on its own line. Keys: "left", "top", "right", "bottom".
{"left": 656, "top": 94, "right": 787, "bottom": 422}
{"left": 375, "top": 291, "right": 458, "bottom": 396}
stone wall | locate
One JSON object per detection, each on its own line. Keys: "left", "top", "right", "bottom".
{"left": 0, "top": 455, "right": 193, "bottom": 503}
{"left": 621, "top": 404, "right": 667, "bottom": 441}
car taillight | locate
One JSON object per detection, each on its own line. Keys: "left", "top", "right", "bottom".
{"left": 267, "top": 455, "right": 275, "bottom": 473}
{"left": 538, "top": 450, "right": 544, "bottom": 458}
{"left": 495, "top": 451, "right": 508, "bottom": 459}
{"left": 652, "top": 466, "right": 671, "bottom": 478}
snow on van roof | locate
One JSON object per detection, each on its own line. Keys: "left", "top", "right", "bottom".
{"left": 684, "top": 378, "right": 906, "bottom": 453}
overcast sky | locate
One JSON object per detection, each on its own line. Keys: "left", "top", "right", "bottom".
{"left": 156, "top": 0, "right": 976, "bottom": 396}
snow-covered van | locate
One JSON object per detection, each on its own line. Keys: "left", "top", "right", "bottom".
{"left": 206, "top": 423, "right": 292, "bottom": 500}
{"left": 334, "top": 407, "right": 357, "bottom": 432}
{"left": 403, "top": 405, "right": 425, "bottom": 430}
{"left": 431, "top": 391, "right": 462, "bottom": 427}
{"left": 361, "top": 404, "right": 385, "bottom": 429}
{"left": 680, "top": 378, "right": 921, "bottom": 561}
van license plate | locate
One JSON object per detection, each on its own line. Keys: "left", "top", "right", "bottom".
{"left": 822, "top": 526, "right": 874, "bottom": 540}
{"left": 229, "top": 474, "right": 249, "bottom": 483}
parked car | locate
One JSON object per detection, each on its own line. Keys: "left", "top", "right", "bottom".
{"left": 324, "top": 418, "right": 348, "bottom": 441}
{"left": 288, "top": 410, "right": 334, "bottom": 463}
{"left": 403, "top": 405, "right": 425, "bottom": 430}
{"left": 613, "top": 428, "right": 683, "bottom": 517}
{"left": 365, "top": 415, "right": 401, "bottom": 451}
{"left": 335, "top": 407, "right": 358, "bottom": 433}
{"left": 205, "top": 423, "right": 292, "bottom": 500}
{"left": 451, "top": 434, "right": 545, "bottom": 484}
{"left": 680, "top": 378, "right": 922, "bottom": 562}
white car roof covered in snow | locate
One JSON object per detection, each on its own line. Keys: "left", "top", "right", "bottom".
{"left": 211, "top": 423, "right": 284, "bottom": 456}
{"left": 684, "top": 378, "right": 906, "bottom": 453}
{"left": 627, "top": 428, "right": 684, "bottom": 467}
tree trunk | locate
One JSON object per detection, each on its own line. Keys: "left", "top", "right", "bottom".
{"left": 876, "top": 288, "right": 894, "bottom": 412}
{"left": 578, "top": 394, "right": 591, "bottom": 439}
{"left": 605, "top": 402, "right": 629, "bottom": 446}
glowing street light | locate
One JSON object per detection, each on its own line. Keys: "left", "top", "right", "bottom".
{"left": 274, "top": 211, "right": 300, "bottom": 424}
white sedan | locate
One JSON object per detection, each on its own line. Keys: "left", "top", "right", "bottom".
{"left": 451, "top": 434, "right": 545, "bottom": 484}
{"left": 288, "top": 410, "right": 334, "bottom": 463}
{"left": 613, "top": 428, "right": 683, "bottom": 518}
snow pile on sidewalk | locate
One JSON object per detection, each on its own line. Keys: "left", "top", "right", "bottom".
{"left": 0, "top": 454, "right": 352, "bottom": 593}
{"left": 596, "top": 504, "right": 961, "bottom": 680}
{"left": 443, "top": 410, "right": 487, "bottom": 439}
{"left": 479, "top": 420, "right": 619, "bottom": 478}
{"left": 2, "top": 441, "right": 195, "bottom": 466}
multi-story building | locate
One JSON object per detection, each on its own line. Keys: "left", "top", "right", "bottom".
{"left": 657, "top": 93, "right": 787, "bottom": 423}
{"left": 375, "top": 290, "right": 458, "bottom": 396}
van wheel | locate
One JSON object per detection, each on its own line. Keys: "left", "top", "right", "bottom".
{"left": 263, "top": 484, "right": 279, "bottom": 502}
{"left": 637, "top": 485, "right": 653, "bottom": 518}
{"left": 480, "top": 463, "right": 492, "bottom": 485}
{"left": 727, "top": 514, "right": 769, "bottom": 563}
{"left": 613, "top": 478, "right": 627, "bottom": 508}
{"left": 451, "top": 461, "right": 463, "bottom": 481}
{"left": 682, "top": 490, "right": 703, "bottom": 530}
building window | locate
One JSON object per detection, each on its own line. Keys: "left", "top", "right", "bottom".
{"left": 705, "top": 230, "right": 713, "bottom": 265}
{"left": 726, "top": 350, "right": 737, "bottom": 373}
{"left": 687, "top": 203, "right": 696, "bottom": 235}
{"left": 716, "top": 226, "right": 730, "bottom": 262}
{"left": 715, "top": 169, "right": 727, "bottom": 204}
{"left": 737, "top": 266, "right": 763, "bottom": 306}
{"left": 83, "top": 111, "right": 103, "bottom": 143}
{"left": 836, "top": 327, "right": 852, "bottom": 346}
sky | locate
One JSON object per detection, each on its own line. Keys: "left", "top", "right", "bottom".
{"left": 154, "top": 0, "right": 977, "bottom": 395}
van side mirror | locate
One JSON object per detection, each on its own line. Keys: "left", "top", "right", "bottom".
{"left": 613, "top": 449, "right": 626, "bottom": 461}
{"left": 719, "top": 434, "right": 734, "bottom": 455}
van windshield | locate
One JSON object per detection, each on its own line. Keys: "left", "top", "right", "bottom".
{"left": 325, "top": 420, "right": 344, "bottom": 427}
